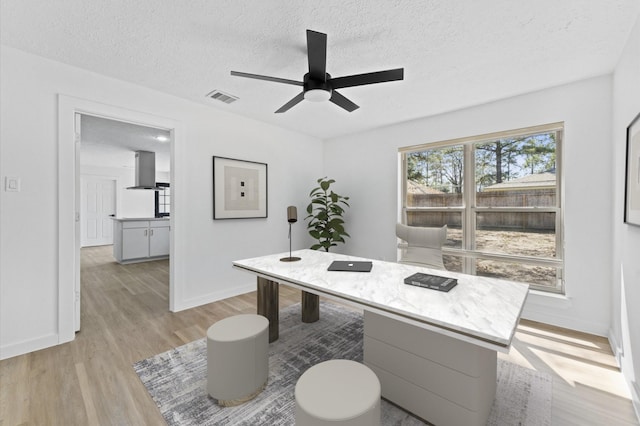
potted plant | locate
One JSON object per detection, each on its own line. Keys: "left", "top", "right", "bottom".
{"left": 305, "top": 177, "right": 350, "bottom": 251}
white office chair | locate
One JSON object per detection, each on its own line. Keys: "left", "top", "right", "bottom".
{"left": 396, "top": 223, "right": 447, "bottom": 270}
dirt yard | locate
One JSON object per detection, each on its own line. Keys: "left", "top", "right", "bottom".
{"left": 441, "top": 228, "right": 558, "bottom": 287}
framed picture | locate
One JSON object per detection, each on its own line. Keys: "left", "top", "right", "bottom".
{"left": 624, "top": 112, "right": 640, "bottom": 226}
{"left": 213, "top": 156, "right": 268, "bottom": 219}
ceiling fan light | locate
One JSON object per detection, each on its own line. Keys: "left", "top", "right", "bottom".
{"left": 304, "top": 89, "right": 331, "bottom": 102}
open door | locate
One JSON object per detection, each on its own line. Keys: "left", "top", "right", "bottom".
{"left": 74, "top": 113, "right": 81, "bottom": 332}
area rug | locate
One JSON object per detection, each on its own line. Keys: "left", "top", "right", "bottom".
{"left": 134, "top": 302, "right": 551, "bottom": 425}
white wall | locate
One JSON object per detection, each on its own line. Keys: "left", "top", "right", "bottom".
{"left": 80, "top": 165, "right": 171, "bottom": 219}
{"left": 324, "top": 76, "right": 613, "bottom": 336}
{"left": 0, "top": 46, "right": 322, "bottom": 359}
{"left": 611, "top": 15, "right": 640, "bottom": 419}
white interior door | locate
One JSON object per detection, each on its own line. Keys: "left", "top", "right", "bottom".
{"left": 81, "top": 177, "right": 116, "bottom": 247}
{"left": 75, "top": 113, "right": 81, "bottom": 332}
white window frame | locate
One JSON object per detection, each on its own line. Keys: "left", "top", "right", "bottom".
{"left": 400, "top": 122, "right": 564, "bottom": 293}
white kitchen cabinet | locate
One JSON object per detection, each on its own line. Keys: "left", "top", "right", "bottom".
{"left": 113, "top": 219, "right": 170, "bottom": 263}
{"left": 122, "top": 225, "right": 151, "bottom": 260}
{"left": 149, "top": 224, "right": 170, "bottom": 257}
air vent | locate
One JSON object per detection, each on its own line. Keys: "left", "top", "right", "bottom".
{"left": 206, "top": 90, "right": 239, "bottom": 104}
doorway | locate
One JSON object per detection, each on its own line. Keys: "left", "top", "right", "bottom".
{"left": 58, "top": 95, "right": 180, "bottom": 343}
{"left": 76, "top": 113, "right": 172, "bottom": 332}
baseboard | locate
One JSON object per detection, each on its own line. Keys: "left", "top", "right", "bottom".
{"left": 522, "top": 291, "right": 607, "bottom": 336}
{"left": 608, "top": 330, "right": 640, "bottom": 423}
{"left": 607, "top": 329, "right": 623, "bottom": 367}
{"left": 632, "top": 381, "right": 640, "bottom": 423}
{"left": 172, "top": 283, "right": 255, "bottom": 312}
{"left": 0, "top": 333, "right": 59, "bottom": 361}
{"left": 522, "top": 304, "right": 609, "bottom": 337}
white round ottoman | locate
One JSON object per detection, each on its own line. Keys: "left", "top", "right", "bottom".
{"left": 295, "top": 359, "right": 381, "bottom": 426}
{"left": 207, "top": 314, "right": 269, "bottom": 406}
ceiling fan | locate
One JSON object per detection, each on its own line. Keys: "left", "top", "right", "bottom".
{"left": 230, "top": 30, "right": 404, "bottom": 113}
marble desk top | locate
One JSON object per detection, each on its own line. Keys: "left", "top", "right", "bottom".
{"left": 233, "top": 249, "right": 529, "bottom": 352}
{"left": 111, "top": 217, "right": 169, "bottom": 222}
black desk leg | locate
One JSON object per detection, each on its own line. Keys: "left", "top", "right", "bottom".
{"left": 257, "top": 277, "right": 279, "bottom": 342}
{"left": 301, "top": 291, "right": 319, "bottom": 323}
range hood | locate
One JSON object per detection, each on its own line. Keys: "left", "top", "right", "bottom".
{"left": 127, "top": 151, "right": 163, "bottom": 191}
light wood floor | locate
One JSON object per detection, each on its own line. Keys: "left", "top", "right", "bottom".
{"left": 1, "top": 246, "right": 638, "bottom": 425}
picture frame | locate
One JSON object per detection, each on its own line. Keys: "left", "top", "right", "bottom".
{"left": 624, "top": 112, "right": 640, "bottom": 226}
{"left": 213, "top": 156, "right": 268, "bottom": 219}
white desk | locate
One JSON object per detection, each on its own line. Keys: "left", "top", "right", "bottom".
{"left": 233, "top": 249, "right": 529, "bottom": 426}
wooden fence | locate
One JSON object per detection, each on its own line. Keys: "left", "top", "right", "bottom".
{"left": 407, "top": 189, "right": 556, "bottom": 231}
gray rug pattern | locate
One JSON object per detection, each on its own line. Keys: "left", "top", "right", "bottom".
{"left": 134, "top": 302, "right": 551, "bottom": 425}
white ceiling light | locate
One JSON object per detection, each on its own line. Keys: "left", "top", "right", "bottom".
{"left": 304, "top": 89, "right": 331, "bottom": 102}
{"left": 156, "top": 135, "right": 169, "bottom": 142}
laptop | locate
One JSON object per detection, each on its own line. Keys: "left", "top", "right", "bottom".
{"left": 327, "top": 260, "right": 373, "bottom": 272}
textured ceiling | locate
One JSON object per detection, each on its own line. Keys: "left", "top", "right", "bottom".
{"left": 2, "top": 0, "right": 639, "bottom": 140}
{"left": 80, "top": 115, "right": 171, "bottom": 172}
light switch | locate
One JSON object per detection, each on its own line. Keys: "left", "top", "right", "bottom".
{"left": 5, "top": 177, "right": 20, "bottom": 192}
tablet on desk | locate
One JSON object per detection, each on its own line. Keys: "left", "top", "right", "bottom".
{"left": 327, "top": 261, "right": 373, "bottom": 272}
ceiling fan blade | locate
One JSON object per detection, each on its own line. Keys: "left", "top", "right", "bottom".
{"left": 306, "top": 30, "right": 327, "bottom": 81}
{"left": 275, "top": 92, "right": 305, "bottom": 113}
{"left": 330, "top": 68, "right": 404, "bottom": 89}
{"left": 329, "top": 90, "right": 359, "bottom": 112}
{"left": 230, "top": 71, "right": 303, "bottom": 86}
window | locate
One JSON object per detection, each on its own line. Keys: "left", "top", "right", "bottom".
{"left": 401, "top": 123, "right": 563, "bottom": 293}
{"left": 155, "top": 182, "right": 170, "bottom": 217}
